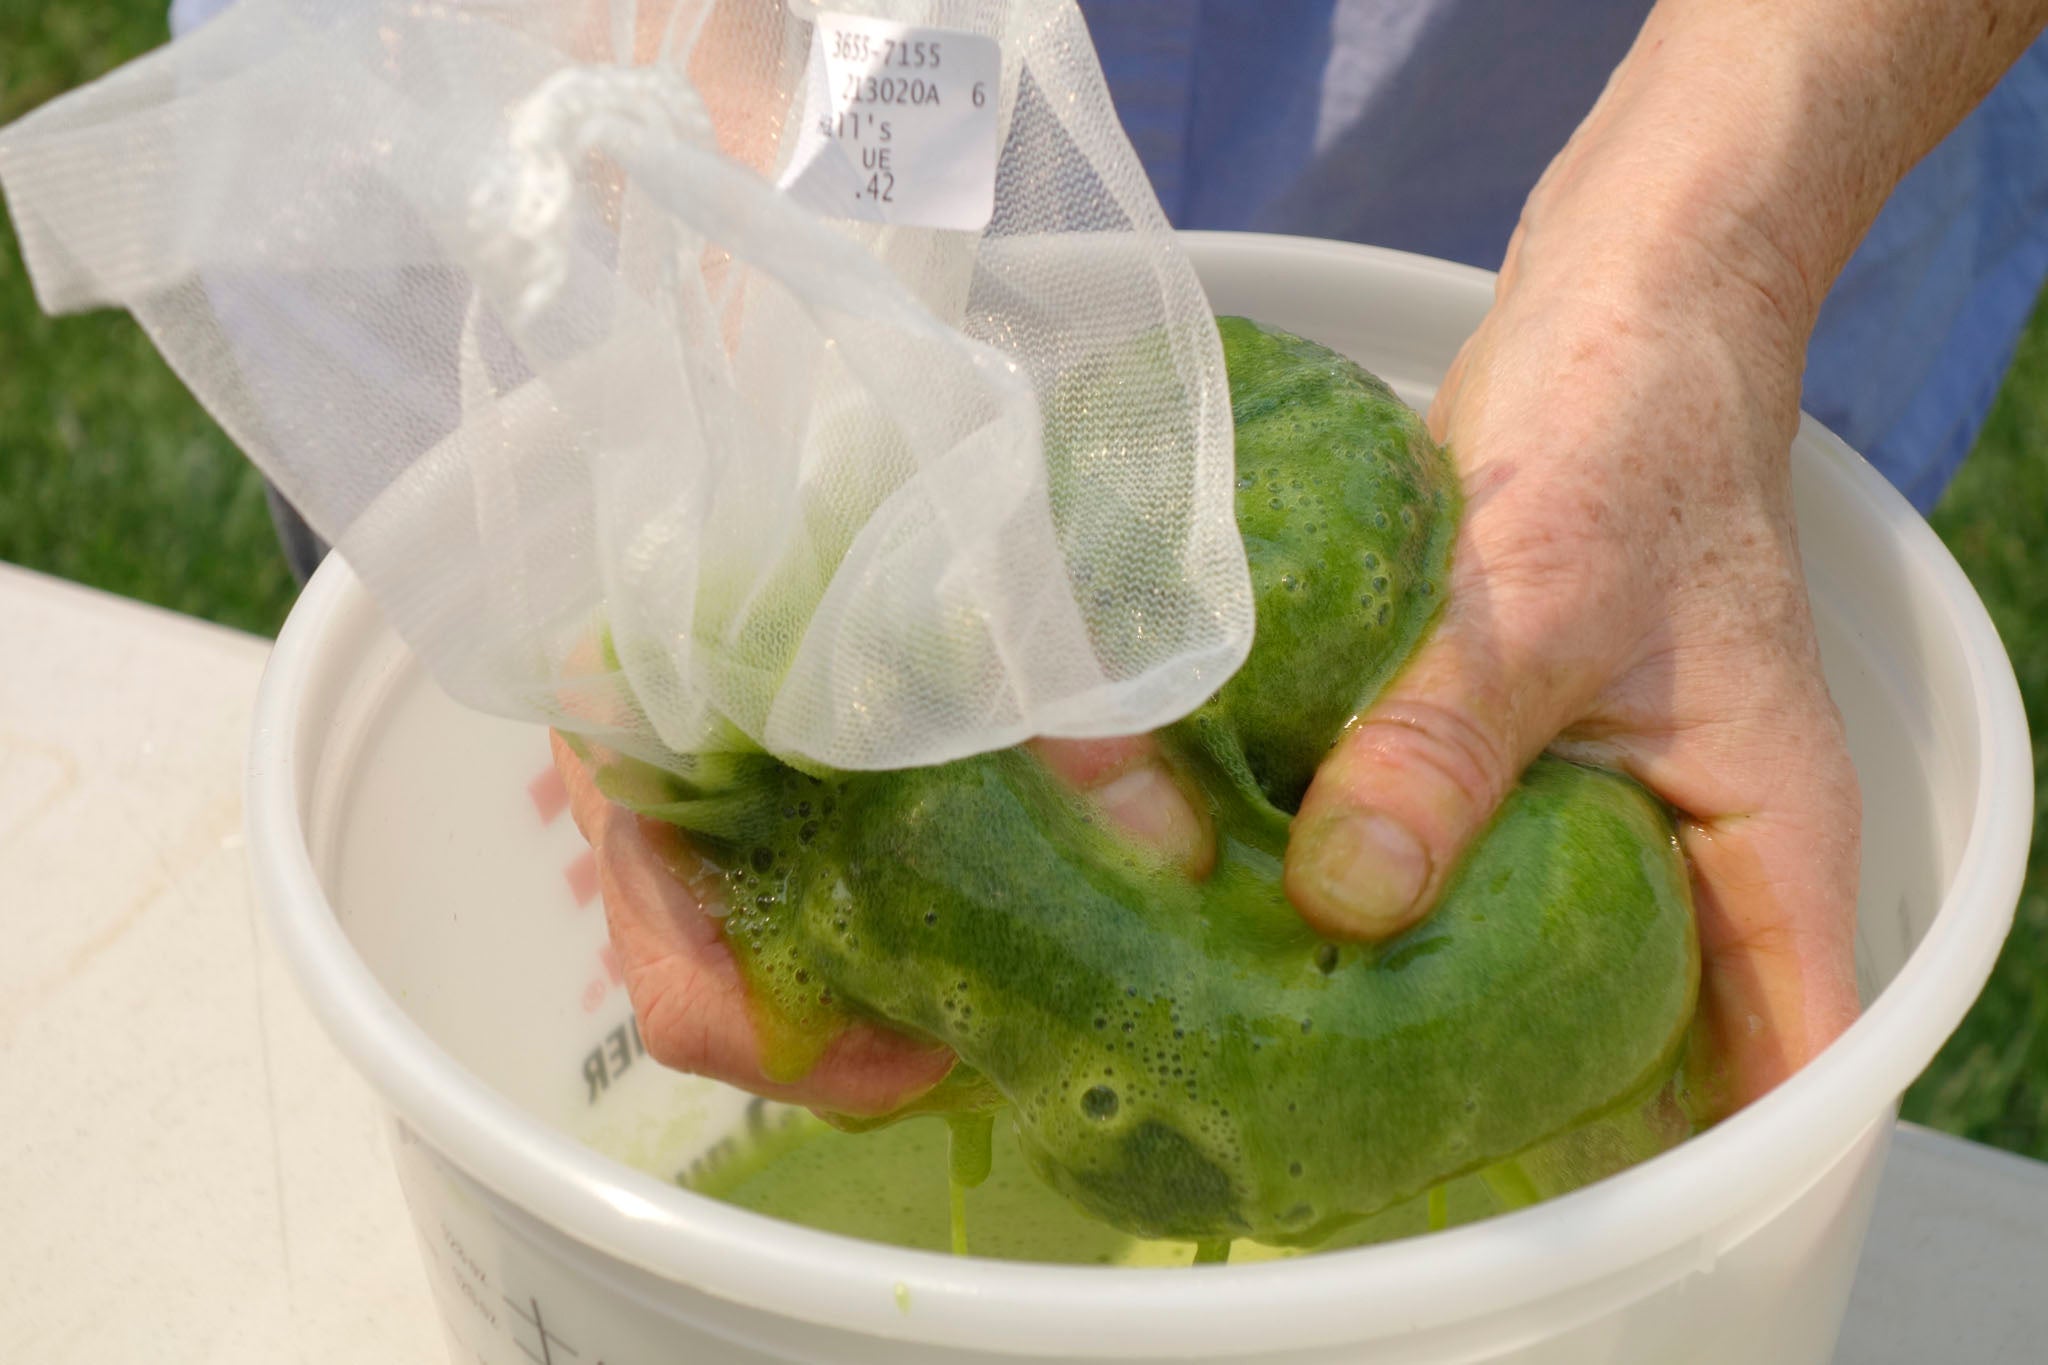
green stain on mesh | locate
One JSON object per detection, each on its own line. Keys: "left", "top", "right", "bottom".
{"left": 614, "top": 318, "right": 1703, "bottom": 1245}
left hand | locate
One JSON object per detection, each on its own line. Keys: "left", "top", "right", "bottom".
{"left": 552, "top": 729, "right": 1210, "bottom": 1113}
{"left": 554, "top": 731, "right": 955, "bottom": 1115}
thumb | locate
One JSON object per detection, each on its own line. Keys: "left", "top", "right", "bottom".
{"left": 1032, "top": 734, "right": 1216, "bottom": 877}
{"left": 1284, "top": 621, "right": 1592, "bottom": 940}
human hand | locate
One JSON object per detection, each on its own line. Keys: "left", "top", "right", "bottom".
{"left": 551, "top": 730, "right": 1208, "bottom": 1114}
{"left": 1282, "top": 154, "right": 1862, "bottom": 1110}
{"left": 1270, "top": 0, "right": 2048, "bottom": 1118}
{"left": 552, "top": 731, "right": 952, "bottom": 1114}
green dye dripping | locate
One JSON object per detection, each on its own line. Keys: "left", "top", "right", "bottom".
{"left": 948, "top": 1111, "right": 995, "bottom": 1257}
{"left": 680, "top": 1097, "right": 1697, "bottom": 1264}
{"left": 1193, "top": 1239, "right": 1232, "bottom": 1265}
{"left": 1481, "top": 1160, "right": 1543, "bottom": 1213}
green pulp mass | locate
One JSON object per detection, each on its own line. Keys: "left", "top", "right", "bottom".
{"left": 611, "top": 317, "right": 1704, "bottom": 1248}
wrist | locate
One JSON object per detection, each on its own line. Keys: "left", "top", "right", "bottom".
{"left": 1512, "top": 101, "right": 1821, "bottom": 362}
{"left": 1510, "top": 0, "right": 1984, "bottom": 352}
{"left": 1481, "top": 163, "right": 1815, "bottom": 493}
{"left": 1500, "top": 169, "right": 1815, "bottom": 425}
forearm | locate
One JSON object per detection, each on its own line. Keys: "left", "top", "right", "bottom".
{"left": 1517, "top": 0, "right": 2048, "bottom": 344}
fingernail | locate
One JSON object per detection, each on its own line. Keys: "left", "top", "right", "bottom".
{"left": 1293, "top": 812, "right": 1430, "bottom": 937}
{"left": 1095, "top": 763, "right": 1206, "bottom": 871}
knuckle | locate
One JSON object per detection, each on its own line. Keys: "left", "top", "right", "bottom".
{"left": 626, "top": 955, "right": 707, "bottom": 1072}
{"left": 1349, "top": 697, "right": 1513, "bottom": 827}
{"left": 1702, "top": 911, "right": 1804, "bottom": 974}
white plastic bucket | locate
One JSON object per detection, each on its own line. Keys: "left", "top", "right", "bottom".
{"left": 248, "top": 234, "right": 2032, "bottom": 1364}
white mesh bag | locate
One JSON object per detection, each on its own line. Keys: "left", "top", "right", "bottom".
{"left": 0, "top": 0, "right": 1250, "bottom": 771}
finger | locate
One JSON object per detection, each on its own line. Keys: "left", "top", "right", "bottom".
{"left": 1587, "top": 649, "right": 1864, "bottom": 1109}
{"left": 1285, "top": 612, "right": 1598, "bottom": 940}
{"left": 1031, "top": 735, "right": 1215, "bottom": 877}
{"left": 550, "top": 733, "right": 954, "bottom": 1114}
{"left": 553, "top": 730, "right": 620, "bottom": 847}
{"left": 1677, "top": 795, "right": 1861, "bottom": 1110}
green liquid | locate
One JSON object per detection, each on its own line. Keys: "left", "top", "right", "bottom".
{"left": 947, "top": 1112, "right": 995, "bottom": 1256}
{"left": 681, "top": 1105, "right": 1652, "bottom": 1266}
{"left": 687, "top": 1108, "right": 1280, "bottom": 1266}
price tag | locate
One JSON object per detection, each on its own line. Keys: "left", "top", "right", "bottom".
{"left": 777, "top": 13, "right": 1001, "bottom": 231}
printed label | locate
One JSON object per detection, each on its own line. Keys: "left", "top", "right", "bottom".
{"left": 778, "top": 13, "right": 1001, "bottom": 230}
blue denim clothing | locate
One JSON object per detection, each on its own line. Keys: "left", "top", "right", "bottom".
{"left": 1079, "top": 0, "right": 2048, "bottom": 511}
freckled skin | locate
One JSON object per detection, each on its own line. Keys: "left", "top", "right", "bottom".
{"left": 612, "top": 319, "right": 1702, "bottom": 1245}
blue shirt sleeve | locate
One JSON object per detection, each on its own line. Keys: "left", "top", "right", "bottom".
{"left": 1802, "top": 38, "right": 2048, "bottom": 511}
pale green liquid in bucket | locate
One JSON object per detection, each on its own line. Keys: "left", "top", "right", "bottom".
{"left": 681, "top": 1106, "right": 1540, "bottom": 1265}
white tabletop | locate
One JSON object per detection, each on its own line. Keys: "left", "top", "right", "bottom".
{"left": 2, "top": 562, "right": 2043, "bottom": 1363}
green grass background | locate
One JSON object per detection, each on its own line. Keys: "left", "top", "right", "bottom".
{"left": 3, "top": 4, "right": 2042, "bottom": 1160}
